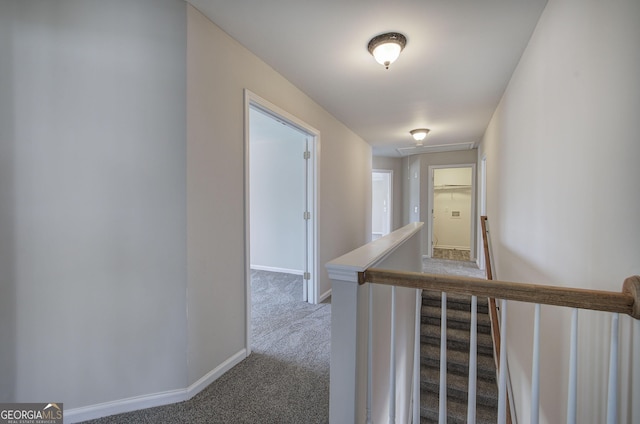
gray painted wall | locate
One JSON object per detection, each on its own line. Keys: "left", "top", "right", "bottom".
{"left": 0, "top": 0, "right": 188, "bottom": 406}
{"left": 479, "top": 0, "right": 640, "bottom": 421}
{"left": 1, "top": 2, "right": 373, "bottom": 414}
{"left": 187, "top": 2, "right": 372, "bottom": 390}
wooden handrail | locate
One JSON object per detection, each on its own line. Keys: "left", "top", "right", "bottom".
{"left": 479, "top": 216, "right": 511, "bottom": 423}
{"left": 358, "top": 269, "right": 640, "bottom": 320}
{"left": 480, "top": 216, "right": 493, "bottom": 280}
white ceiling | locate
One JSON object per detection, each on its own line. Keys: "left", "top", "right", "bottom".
{"left": 187, "top": 0, "right": 548, "bottom": 157}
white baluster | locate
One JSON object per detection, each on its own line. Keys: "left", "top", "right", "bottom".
{"left": 531, "top": 303, "right": 541, "bottom": 424}
{"left": 467, "top": 295, "right": 477, "bottom": 424}
{"left": 389, "top": 286, "right": 396, "bottom": 424}
{"left": 567, "top": 308, "right": 578, "bottom": 424}
{"left": 606, "top": 313, "right": 619, "bottom": 424}
{"left": 633, "top": 318, "right": 640, "bottom": 424}
{"left": 367, "top": 285, "right": 373, "bottom": 424}
{"left": 413, "top": 289, "right": 421, "bottom": 424}
{"left": 497, "top": 299, "right": 508, "bottom": 424}
{"left": 439, "top": 292, "right": 447, "bottom": 424}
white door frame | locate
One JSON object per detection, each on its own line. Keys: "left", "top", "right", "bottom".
{"left": 427, "top": 163, "right": 477, "bottom": 259}
{"left": 244, "top": 90, "right": 320, "bottom": 352}
{"left": 477, "top": 156, "right": 487, "bottom": 270}
{"left": 372, "top": 169, "right": 393, "bottom": 239}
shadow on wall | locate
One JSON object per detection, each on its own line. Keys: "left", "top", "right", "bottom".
{"left": 493, "top": 245, "right": 634, "bottom": 423}
{"left": 0, "top": 97, "right": 17, "bottom": 402}
{"left": 493, "top": 246, "right": 567, "bottom": 424}
{"left": 0, "top": 5, "right": 17, "bottom": 398}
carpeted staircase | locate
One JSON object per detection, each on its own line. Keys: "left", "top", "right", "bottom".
{"left": 420, "top": 290, "right": 499, "bottom": 424}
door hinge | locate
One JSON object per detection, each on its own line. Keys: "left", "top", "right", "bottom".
{"left": 303, "top": 272, "right": 311, "bottom": 280}
{"left": 303, "top": 151, "right": 311, "bottom": 160}
{"left": 304, "top": 211, "right": 311, "bottom": 220}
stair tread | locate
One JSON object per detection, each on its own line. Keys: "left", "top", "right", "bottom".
{"left": 421, "top": 304, "right": 492, "bottom": 321}
{"left": 421, "top": 324, "right": 494, "bottom": 348}
{"left": 421, "top": 343, "right": 496, "bottom": 381}
{"left": 420, "top": 284, "right": 500, "bottom": 422}
{"left": 420, "top": 389, "right": 499, "bottom": 424}
{"left": 422, "top": 291, "right": 490, "bottom": 306}
{"left": 421, "top": 307, "right": 492, "bottom": 331}
{"left": 421, "top": 367, "right": 498, "bottom": 406}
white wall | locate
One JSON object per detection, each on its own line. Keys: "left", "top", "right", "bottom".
{"left": 479, "top": 0, "right": 640, "bottom": 421}
{"left": 433, "top": 167, "right": 473, "bottom": 187}
{"left": 250, "top": 108, "right": 306, "bottom": 274}
{"left": 187, "top": 2, "right": 372, "bottom": 386}
{"left": 0, "top": 0, "right": 188, "bottom": 408}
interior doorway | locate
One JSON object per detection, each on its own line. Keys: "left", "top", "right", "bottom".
{"left": 244, "top": 91, "right": 319, "bottom": 351}
{"left": 372, "top": 170, "right": 393, "bottom": 240}
{"left": 428, "top": 165, "right": 476, "bottom": 261}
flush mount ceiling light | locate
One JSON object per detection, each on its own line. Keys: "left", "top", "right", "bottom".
{"left": 410, "top": 128, "right": 431, "bottom": 145}
{"left": 367, "top": 32, "right": 407, "bottom": 69}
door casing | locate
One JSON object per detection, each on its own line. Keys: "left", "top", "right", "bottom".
{"left": 244, "top": 90, "right": 320, "bottom": 353}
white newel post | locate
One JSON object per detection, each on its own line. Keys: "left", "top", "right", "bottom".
{"left": 326, "top": 223, "right": 424, "bottom": 424}
{"left": 328, "top": 276, "right": 369, "bottom": 423}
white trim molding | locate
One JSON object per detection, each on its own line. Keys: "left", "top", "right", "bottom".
{"left": 250, "top": 265, "right": 304, "bottom": 275}
{"left": 64, "top": 349, "right": 247, "bottom": 424}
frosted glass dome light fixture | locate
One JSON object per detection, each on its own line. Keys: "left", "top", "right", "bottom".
{"left": 368, "top": 32, "right": 407, "bottom": 69}
{"left": 410, "top": 128, "right": 430, "bottom": 145}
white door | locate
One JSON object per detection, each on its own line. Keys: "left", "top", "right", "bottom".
{"left": 372, "top": 170, "right": 392, "bottom": 240}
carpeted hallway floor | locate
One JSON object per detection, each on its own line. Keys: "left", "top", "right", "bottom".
{"left": 81, "top": 270, "right": 331, "bottom": 424}
{"left": 422, "top": 257, "right": 486, "bottom": 279}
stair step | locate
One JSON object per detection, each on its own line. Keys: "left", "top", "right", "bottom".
{"left": 421, "top": 324, "right": 494, "bottom": 356}
{"left": 421, "top": 305, "right": 492, "bottom": 333}
{"left": 420, "top": 367, "right": 498, "bottom": 408}
{"left": 420, "top": 389, "right": 499, "bottom": 424}
{"left": 420, "top": 285, "right": 500, "bottom": 422}
{"left": 422, "top": 291, "right": 490, "bottom": 313}
{"left": 421, "top": 343, "right": 496, "bottom": 382}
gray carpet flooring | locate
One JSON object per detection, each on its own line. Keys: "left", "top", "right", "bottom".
{"left": 80, "top": 270, "right": 330, "bottom": 424}
{"left": 422, "top": 257, "right": 486, "bottom": 279}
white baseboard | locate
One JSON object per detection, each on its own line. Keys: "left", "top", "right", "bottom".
{"left": 64, "top": 349, "right": 247, "bottom": 424}
{"left": 64, "top": 389, "right": 186, "bottom": 424}
{"left": 318, "top": 288, "right": 332, "bottom": 303}
{"left": 433, "top": 245, "right": 470, "bottom": 251}
{"left": 250, "top": 265, "right": 304, "bottom": 275}
{"left": 185, "top": 349, "right": 246, "bottom": 399}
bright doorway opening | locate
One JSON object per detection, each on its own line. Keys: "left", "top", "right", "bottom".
{"left": 244, "top": 91, "right": 319, "bottom": 352}
{"left": 372, "top": 170, "right": 393, "bottom": 240}
{"left": 428, "top": 165, "right": 476, "bottom": 261}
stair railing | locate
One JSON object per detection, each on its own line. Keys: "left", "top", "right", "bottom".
{"left": 480, "top": 216, "right": 513, "bottom": 424}
{"left": 358, "top": 268, "right": 640, "bottom": 423}
{"left": 327, "top": 222, "right": 425, "bottom": 424}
